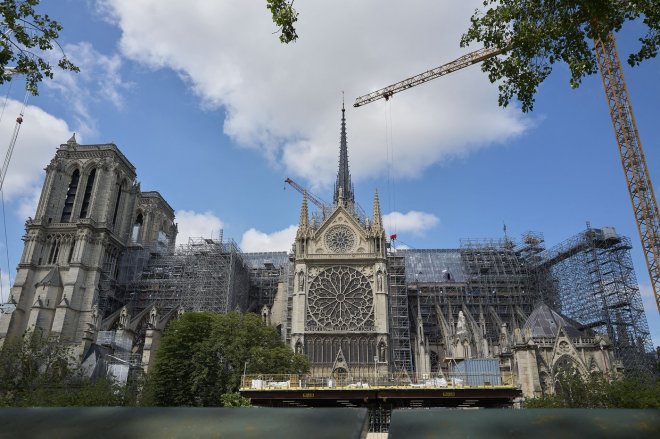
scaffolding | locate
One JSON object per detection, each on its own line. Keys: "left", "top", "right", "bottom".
{"left": 539, "top": 226, "right": 653, "bottom": 371}
{"left": 387, "top": 252, "right": 413, "bottom": 374}
{"left": 399, "top": 235, "right": 549, "bottom": 372}
{"left": 124, "top": 236, "right": 250, "bottom": 315}
{"left": 243, "top": 252, "right": 289, "bottom": 311}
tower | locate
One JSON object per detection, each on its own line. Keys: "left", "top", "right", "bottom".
{"left": 290, "top": 105, "right": 389, "bottom": 376}
{"left": 0, "top": 136, "right": 176, "bottom": 359}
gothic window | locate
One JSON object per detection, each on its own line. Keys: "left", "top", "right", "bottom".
{"left": 111, "top": 180, "right": 124, "bottom": 226}
{"left": 307, "top": 266, "right": 374, "bottom": 331}
{"left": 79, "top": 169, "right": 96, "bottom": 219}
{"left": 60, "top": 169, "right": 80, "bottom": 222}
{"left": 378, "top": 341, "right": 387, "bottom": 362}
{"left": 131, "top": 213, "right": 143, "bottom": 243}
{"left": 67, "top": 241, "right": 75, "bottom": 263}
{"left": 158, "top": 221, "right": 169, "bottom": 246}
{"left": 47, "top": 238, "right": 60, "bottom": 264}
{"left": 325, "top": 225, "right": 356, "bottom": 253}
{"left": 304, "top": 335, "right": 376, "bottom": 365}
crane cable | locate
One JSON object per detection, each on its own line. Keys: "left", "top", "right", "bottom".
{"left": 384, "top": 99, "right": 397, "bottom": 244}
{"left": 0, "top": 81, "right": 11, "bottom": 303}
{"left": 0, "top": 86, "right": 29, "bottom": 303}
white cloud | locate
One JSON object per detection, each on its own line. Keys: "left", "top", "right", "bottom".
{"left": 174, "top": 210, "right": 224, "bottom": 246}
{"left": 17, "top": 186, "right": 41, "bottom": 220}
{"left": 0, "top": 269, "right": 10, "bottom": 304}
{"left": 99, "top": 0, "right": 528, "bottom": 188}
{"left": 240, "top": 225, "right": 297, "bottom": 253}
{"left": 44, "top": 41, "right": 127, "bottom": 137}
{"left": 0, "top": 99, "right": 72, "bottom": 209}
{"left": 383, "top": 210, "right": 439, "bottom": 236}
{"left": 638, "top": 283, "right": 660, "bottom": 347}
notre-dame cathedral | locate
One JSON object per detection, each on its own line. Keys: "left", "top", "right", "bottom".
{"left": 0, "top": 105, "right": 653, "bottom": 398}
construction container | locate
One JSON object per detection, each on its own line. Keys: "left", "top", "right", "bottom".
{"left": 451, "top": 358, "right": 501, "bottom": 386}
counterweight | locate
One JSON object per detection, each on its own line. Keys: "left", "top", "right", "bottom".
{"left": 354, "top": 33, "right": 660, "bottom": 313}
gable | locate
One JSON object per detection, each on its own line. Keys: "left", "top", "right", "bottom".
{"left": 309, "top": 206, "right": 369, "bottom": 254}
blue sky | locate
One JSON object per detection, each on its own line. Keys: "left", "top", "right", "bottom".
{"left": 0, "top": 1, "right": 658, "bottom": 344}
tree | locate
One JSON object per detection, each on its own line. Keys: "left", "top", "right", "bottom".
{"left": 461, "top": 1, "right": 660, "bottom": 112}
{"left": 525, "top": 371, "right": 660, "bottom": 408}
{"left": 147, "top": 312, "right": 309, "bottom": 406}
{"left": 0, "top": 329, "right": 124, "bottom": 406}
{"left": 266, "top": 0, "right": 299, "bottom": 43}
{"left": 0, "top": 0, "right": 79, "bottom": 94}
{"left": 265, "top": 2, "right": 659, "bottom": 113}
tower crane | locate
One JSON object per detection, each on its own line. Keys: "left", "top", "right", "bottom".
{"left": 284, "top": 177, "right": 330, "bottom": 211}
{"left": 284, "top": 177, "right": 370, "bottom": 222}
{"left": 354, "top": 33, "right": 660, "bottom": 313}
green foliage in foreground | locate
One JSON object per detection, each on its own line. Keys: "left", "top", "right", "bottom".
{"left": 0, "top": 0, "right": 79, "bottom": 94}
{"left": 146, "top": 311, "right": 309, "bottom": 406}
{"left": 525, "top": 372, "right": 660, "bottom": 409}
{"left": 462, "top": 1, "right": 660, "bottom": 112}
{"left": 0, "top": 329, "right": 125, "bottom": 406}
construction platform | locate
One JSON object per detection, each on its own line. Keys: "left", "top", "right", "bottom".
{"left": 240, "top": 373, "right": 521, "bottom": 409}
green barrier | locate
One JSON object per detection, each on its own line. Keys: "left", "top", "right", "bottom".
{"left": 0, "top": 407, "right": 369, "bottom": 439}
{"left": 388, "top": 408, "right": 660, "bottom": 438}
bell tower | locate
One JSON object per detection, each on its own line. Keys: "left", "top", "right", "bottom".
{"left": 0, "top": 136, "right": 140, "bottom": 357}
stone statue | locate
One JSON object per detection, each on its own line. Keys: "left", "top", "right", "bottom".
{"left": 119, "top": 306, "right": 129, "bottom": 329}
{"left": 456, "top": 311, "right": 467, "bottom": 334}
{"left": 148, "top": 307, "right": 158, "bottom": 328}
{"left": 378, "top": 341, "right": 386, "bottom": 362}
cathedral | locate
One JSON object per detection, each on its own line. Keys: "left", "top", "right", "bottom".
{"left": 0, "top": 105, "right": 653, "bottom": 399}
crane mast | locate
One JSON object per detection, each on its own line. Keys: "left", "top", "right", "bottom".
{"left": 354, "top": 33, "right": 660, "bottom": 313}
{"left": 594, "top": 33, "right": 660, "bottom": 311}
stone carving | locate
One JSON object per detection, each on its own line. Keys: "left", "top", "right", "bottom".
{"left": 456, "top": 311, "right": 468, "bottom": 334}
{"left": 307, "top": 266, "right": 374, "bottom": 331}
{"left": 325, "top": 224, "right": 356, "bottom": 253}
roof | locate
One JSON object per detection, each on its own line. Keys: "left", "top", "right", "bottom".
{"left": 243, "top": 252, "right": 290, "bottom": 269}
{"left": 36, "top": 266, "right": 62, "bottom": 288}
{"left": 399, "top": 249, "right": 466, "bottom": 283}
{"left": 522, "top": 303, "right": 589, "bottom": 338}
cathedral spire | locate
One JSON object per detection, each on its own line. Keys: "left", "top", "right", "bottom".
{"left": 333, "top": 100, "right": 354, "bottom": 207}
{"left": 373, "top": 190, "right": 382, "bottom": 229}
{"left": 299, "top": 191, "right": 309, "bottom": 228}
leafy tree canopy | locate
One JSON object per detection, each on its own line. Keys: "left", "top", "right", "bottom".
{"left": 0, "top": 0, "right": 79, "bottom": 94}
{"left": 146, "top": 312, "right": 309, "bottom": 406}
{"left": 525, "top": 370, "right": 660, "bottom": 408}
{"left": 0, "top": 329, "right": 125, "bottom": 406}
{"left": 461, "top": 1, "right": 660, "bottom": 112}
{"left": 264, "top": 2, "right": 659, "bottom": 112}
{"left": 267, "top": 0, "right": 299, "bottom": 43}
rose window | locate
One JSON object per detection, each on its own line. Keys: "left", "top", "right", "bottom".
{"left": 325, "top": 225, "right": 356, "bottom": 253}
{"left": 307, "top": 266, "right": 374, "bottom": 331}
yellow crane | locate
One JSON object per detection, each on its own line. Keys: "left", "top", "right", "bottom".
{"left": 354, "top": 33, "right": 660, "bottom": 314}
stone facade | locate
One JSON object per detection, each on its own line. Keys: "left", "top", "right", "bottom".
{"left": 290, "top": 105, "right": 389, "bottom": 376}
{"left": 0, "top": 135, "right": 176, "bottom": 361}
{"left": 0, "top": 109, "right": 626, "bottom": 395}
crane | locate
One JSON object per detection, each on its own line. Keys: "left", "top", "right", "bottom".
{"left": 284, "top": 177, "right": 370, "bottom": 222}
{"left": 284, "top": 177, "right": 330, "bottom": 211}
{"left": 354, "top": 33, "right": 660, "bottom": 314}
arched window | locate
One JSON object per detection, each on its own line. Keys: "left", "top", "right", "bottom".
{"left": 79, "top": 169, "right": 96, "bottom": 219}
{"left": 111, "top": 180, "right": 124, "bottom": 226}
{"left": 132, "top": 213, "right": 143, "bottom": 243}
{"left": 61, "top": 169, "right": 80, "bottom": 222}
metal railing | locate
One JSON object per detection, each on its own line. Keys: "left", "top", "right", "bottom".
{"left": 241, "top": 371, "right": 514, "bottom": 391}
